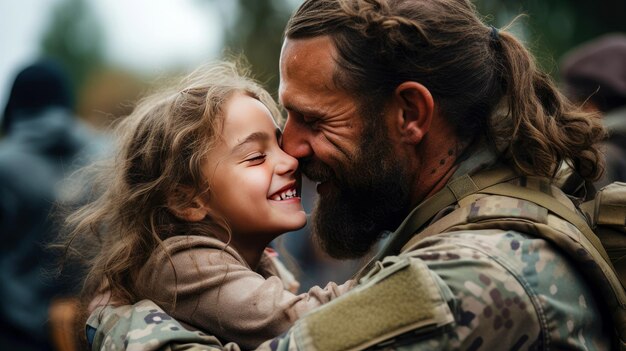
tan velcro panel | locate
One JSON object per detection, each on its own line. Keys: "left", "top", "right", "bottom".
{"left": 294, "top": 256, "right": 454, "bottom": 351}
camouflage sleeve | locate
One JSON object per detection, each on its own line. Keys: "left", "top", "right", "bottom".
{"left": 87, "top": 300, "right": 240, "bottom": 351}
{"left": 252, "top": 254, "right": 457, "bottom": 351}
{"left": 87, "top": 254, "right": 456, "bottom": 351}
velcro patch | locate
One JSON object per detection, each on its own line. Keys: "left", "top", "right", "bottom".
{"left": 294, "top": 257, "right": 452, "bottom": 351}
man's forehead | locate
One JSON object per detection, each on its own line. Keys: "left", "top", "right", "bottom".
{"left": 280, "top": 37, "right": 337, "bottom": 91}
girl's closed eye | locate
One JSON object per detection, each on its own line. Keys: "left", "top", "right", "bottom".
{"left": 245, "top": 153, "right": 266, "bottom": 165}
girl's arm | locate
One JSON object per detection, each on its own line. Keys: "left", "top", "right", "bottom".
{"left": 136, "top": 236, "right": 352, "bottom": 350}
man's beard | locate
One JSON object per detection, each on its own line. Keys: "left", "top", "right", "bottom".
{"left": 303, "top": 120, "right": 412, "bottom": 259}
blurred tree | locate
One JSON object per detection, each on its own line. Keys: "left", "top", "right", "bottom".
{"left": 213, "top": 0, "right": 298, "bottom": 98}
{"left": 475, "top": 0, "right": 626, "bottom": 76}
{"left": 40, "top": 0, "right": 105, "bottom": 100}
{"left": 40, "top": 0, "right": 147, "bottom": 128}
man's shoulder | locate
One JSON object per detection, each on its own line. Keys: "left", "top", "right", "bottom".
{"left": 409, "top": 228, "right": 586, "bottom": 290}
{"left": 410, "top": 228, "right": 539, "bottom": 263}
{"left": 402, "top": 228, "right": 606, "bottom": 347}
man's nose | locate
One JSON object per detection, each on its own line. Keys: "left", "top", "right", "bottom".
{"left": 282, "top": 116, "right": 312, "bottom": 159}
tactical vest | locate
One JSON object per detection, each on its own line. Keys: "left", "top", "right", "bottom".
{"left": 372, "top": 167, "right": 626, "bottom": 350}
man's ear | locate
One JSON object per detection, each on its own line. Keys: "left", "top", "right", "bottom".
{"left": 393, "top": 82, "right": 434, "bottom": 144}
{"left": 168, "top": 187, "right": 209, "bottom": 222}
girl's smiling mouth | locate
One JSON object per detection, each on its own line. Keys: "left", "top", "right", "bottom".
{"left": 269, "top": 182, "right": 300, "bottom": 201}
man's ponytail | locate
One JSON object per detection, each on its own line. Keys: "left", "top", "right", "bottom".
{"left": 494, "top": 30, "right": 606, "bottom": 180}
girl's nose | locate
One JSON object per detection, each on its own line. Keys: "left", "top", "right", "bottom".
{"left": 275, "top": 149, "right": 299, "bottom": 176}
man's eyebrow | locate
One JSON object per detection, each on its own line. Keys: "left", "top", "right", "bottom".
{"left": 233, "top": 132, "right": 270, "bottom": 152}
{"left": 282, "top": 103, "right": 323, "bottom": 118}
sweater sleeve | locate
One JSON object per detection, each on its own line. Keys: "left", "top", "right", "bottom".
{"left": 136, "top": 236, "right": 352, "bottom": 350}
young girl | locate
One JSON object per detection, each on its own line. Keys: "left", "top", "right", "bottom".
{"left": 64, "top": 62, "right": 352, "bottom": 349}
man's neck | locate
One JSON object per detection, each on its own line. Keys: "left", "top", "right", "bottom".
{"left": 409, "top": 133, "right": 470, "bottom": 207}
{"left": 424, "top": 164, "right": 459, "bottom": 199}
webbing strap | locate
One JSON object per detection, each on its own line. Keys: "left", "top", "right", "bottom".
{"left": 359, "top": 167, "right": 518, "bottom": 278}
{"left": 478, "top": 182, "right": 612, "bottom": 264}
{"left": 394, "top": 170, "right": 610, "bottom": 266}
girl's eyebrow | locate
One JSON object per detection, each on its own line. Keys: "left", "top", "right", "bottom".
{"left": 232, "top": 131, "right": 270, "bottom": 153}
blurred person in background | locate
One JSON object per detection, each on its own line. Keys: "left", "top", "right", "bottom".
{"left": 0, "top": 59, "right": 108, "bottom": 351}
{"left": 561, "top": 34, "right": 626, "bottom": 188}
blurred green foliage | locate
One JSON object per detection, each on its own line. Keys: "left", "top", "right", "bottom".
{"left": 40, "top": 0, "right": 105, "bottom": 98}
{"left": 217, "top": 0, "right": 296, "bottom": 98}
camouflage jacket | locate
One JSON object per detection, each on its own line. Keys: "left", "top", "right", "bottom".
{"left": 87, "top": 149, "right": 610, "bottom": 350}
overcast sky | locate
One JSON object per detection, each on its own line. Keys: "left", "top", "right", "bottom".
{"left": 0, "top": 0, "right": 223, "bottom": 109}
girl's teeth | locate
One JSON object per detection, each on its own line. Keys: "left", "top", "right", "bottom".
{"left": 272, "top": 188, "right": 297, "bottom": 201}
{"left": 272, "top": 189, "right": 298, "bottom": 201}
